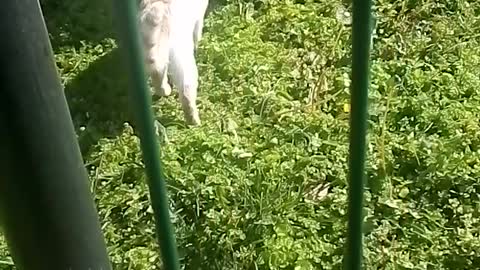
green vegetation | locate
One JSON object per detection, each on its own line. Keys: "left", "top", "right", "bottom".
{"left": 1, "top": 0, "right": 479, "bottom": 269}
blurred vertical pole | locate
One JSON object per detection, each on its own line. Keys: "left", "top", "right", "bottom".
{"left": 0, "top": 0, "right": 112, "bottom": 269}
{"left": 344, "top": 0, "right": 373, "bottom": 269}
{"left": 112, "top": 1, "right": 180, "bottom": 269}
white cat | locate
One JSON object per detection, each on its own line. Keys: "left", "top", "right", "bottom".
{"left": 139, "top": 0, "right": 209, "bottom": 126}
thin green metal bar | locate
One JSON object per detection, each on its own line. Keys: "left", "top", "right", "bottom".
{"left": 112, "top": 1, "right": 180, "bottom": 270}
{"left": 344, "top": 0, "right": 373, "bottom": 269}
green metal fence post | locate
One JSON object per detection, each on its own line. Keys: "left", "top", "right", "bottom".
{"left": 344, "top": 0, "right": 373, "bottom": 269}
{"left": 112, "top": 1, "right": 181, "bottom": 269}
{"left": 0, "top": 0, "right": 112, "bottom": 269}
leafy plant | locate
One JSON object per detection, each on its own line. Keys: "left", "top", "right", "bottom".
{"left": 1, "top": 0, "right": 479, "bottom": 269}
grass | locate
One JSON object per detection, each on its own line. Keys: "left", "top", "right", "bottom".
{"left": 1, "top": 0, "right": 480, "bottom": 269}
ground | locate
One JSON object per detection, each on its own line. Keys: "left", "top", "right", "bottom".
{"left": 1, "top": 0, "right": 480, "bottom": 269}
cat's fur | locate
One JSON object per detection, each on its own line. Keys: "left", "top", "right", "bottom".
{"left": 139, "top": 0, "right": 209, "bottom": 126}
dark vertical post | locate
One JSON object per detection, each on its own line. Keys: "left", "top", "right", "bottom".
{"left": 344, "top": 0, "right": 373, "bottom": 269}
{"left": 0, "top": 0, "right": 111, "bottom": 269}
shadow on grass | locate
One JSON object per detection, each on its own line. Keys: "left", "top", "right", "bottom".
{"left": 38, "top": 1, "right": 236, "bottom": 268}
{"left": 63, "top": 49, "right": 134, "bottom": 155}
{"left": 40, "top": 0, "right": 114, "bottom": 49}
{"left": 64, "top": 48, "right": 182, "bottom": 156}
{"left": 40, "top": 0, "right": 226, "bottom": 156}
{"left": 39, "top": 0, "right": 130, "bottom": 156}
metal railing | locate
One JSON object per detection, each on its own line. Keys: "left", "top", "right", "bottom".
{"left": 0, "top": 0, "right": 372, "bottom": 269}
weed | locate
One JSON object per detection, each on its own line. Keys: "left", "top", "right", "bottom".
{"left": 1, "top": 0, "right": 479, "bottom": 269}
